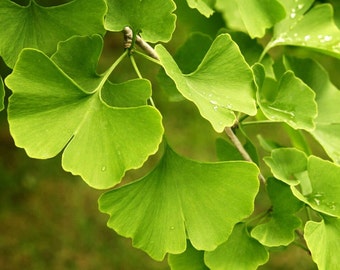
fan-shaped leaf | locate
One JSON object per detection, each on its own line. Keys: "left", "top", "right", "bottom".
{"left": 99, "top": 145, "right": 259, "bottom": 260}
{"left": 186, "top": 0, "right": 215, "bottom": 18}
{"left": 105, "top": 0, "right": 176, "bottom": 43}
{"left": 205, "top": 223, "right": 269, "bottom": 270}
{"left": 5, "top": 35, "right": 163, "bottom": 189}
{"left": 156, "top": 34, "right": 257, "bottom": 132}
{"left": 0, "top": 77, "right": 4, "bottom": 111}
{"left": 0, "top": 0, "right": 106, "bottom": 68}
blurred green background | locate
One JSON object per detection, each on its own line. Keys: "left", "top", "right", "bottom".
{"left": 1, "top": 1, "right": 340, "bottom": 269}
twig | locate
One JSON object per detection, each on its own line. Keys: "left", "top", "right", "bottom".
{"left": 123, "top": 27, "right": 159, "bottom": 60}
{"left": 225, "top": 127, "right": 266, "bottom": 184}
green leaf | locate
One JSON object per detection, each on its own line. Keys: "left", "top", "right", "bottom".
{"left": 216, "top": 0, "right": 285, "bottom": 38}
{"left": 105, "top": 0, "right": 176, "bottom": 43}
{"left": 251, "top": 178, "right": 303, "bottom": 247}
{"left": 268, "top": 1, "right": 340, "bottom": 59}
{"left": 5, "top": 36, "right": 163, "bottom": 189}
{"left": 157, "top": 32, "right": 213, "bottom": 102}
{"left": 0, "top": 77, "right": 4, "bottom": 111}
{"left": 168, "top": 241, "right": 208, "bottom": 270}
{"left": 255, "top": 65, "right": 317, "bottom": 131}
{"left": 305, "top": 216, "right": 340, "bottom": 270}
{"left": 186, "top": 0, "right": 215, "bottom": 18}
{"left": 98, "top": 145, "right": 259, "bottom": 260}
{"left": 215, "top": 0, "right": 246, "bottom": 33}
{"left": 0, "top": 0, "right": 107, "bottom": 68}
{"left": 264, "top": 148, "right": 308, "bottom": 185}
{"left": 156, "top": 34, "right": 257, "bottom": 132}
{"left": 205, "top": 223, "right": 269, "bottom": 269}
{"left": 291, "top": 156, "right": 340, "bottom": 217}
{"left": 284, "top": 57, "right": 340, "bottom": 164}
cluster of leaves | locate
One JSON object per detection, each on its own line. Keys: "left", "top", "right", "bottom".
{"left": 1, "top": 0, "right": 340, "bottom": 269}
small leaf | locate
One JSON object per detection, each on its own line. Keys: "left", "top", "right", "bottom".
{"left": 215, "top": 0, "right": 246, "bottom": 33}
{"left": 264, "top": 148, "right": 308, "bottom": 185}
{"left": 256, "top": 69, "right": 317, "bottom": 131}
{"left": 186, "top": 0, "right": 215, "bottom": 18}
{"left": 205, "top": 223, "right": 269, "bottom": 270}
{"left": 291, "top": 156, "right": 340, "bottom": 217}
{"left": 156, "top": 34, "right": 257, "bottom": 132}
{"left": 216, "top": 0, "right": 285, "bottom": 38}
{"left": 105, "top": 0, "right": 176, "bottom": 43}
{"left": 284, "top": 57, "right": 340, "bottom": 164}
{"left": 99, "top": 145, "right": 259, "bottom": 260}
{"left": 268, "top": 1, "right": 340, "bottom": 59}
{"left": 251, "top": 178, "right": 303, "bottom": 247}
{"left": 0, "top": 77, "right": 4, "bottom": 111}
{"left": 0, "top": 0, "right": 107, "bottom": 68}
{"left": 168, "top": 241, "right": 208, "bottom": 270}
{"left": 305, "top": 216, "right": 340, "bottom": 270}
{"left": 5, "top": 36, "right": 163, "bottom": 189}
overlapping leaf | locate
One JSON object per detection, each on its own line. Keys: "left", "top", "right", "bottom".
{"left": 99, "top": 145, "right": 259, "bottom": 260}
{"left": 253, "top": 64, "right": 317, "bottom": 131}
{"left": 105, "top": 0, "right": 176, "bottom": 43}
{"left": 291, "top": 156, "right": 340, "bottom": 218}
{"left": 264, "top": 148, "right": 308, "bottom": 186}
{"left": 284, "top": 57, "right": 340, "bottom": 164}
{"left": 5, "top": 35, "right": 163, "bottom": 189}
{"left": 156, "top": 34, "right": 257, "bottom": 132}
{"left": 267, "top": 0, "right": 340, "bottom": 59}
{"left": 0, "top": 77, "right": 4, "bottom": 111}
{"left": 305, "top": 217, "right": 340, "bottom": 270}
{"left": 205, "top": 223, "right": 269, "bottom": 269}
{"left": 251, "top": 178, "right": 303, "bottom": 247}
{"left": 168, "top": 241, "right": 208, "bottom": 270}
{"left": 0, "top": 0, "right": 106, "bottom": 68}
{"left": 186, "top": 0, "right": 215, "bottom": 18}
{"left": 215, "top": 0, "right": 285, "bottom": 38}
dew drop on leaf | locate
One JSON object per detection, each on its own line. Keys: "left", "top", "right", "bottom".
{"left": 101, "top": 166, "right": 107, "bottom": 172}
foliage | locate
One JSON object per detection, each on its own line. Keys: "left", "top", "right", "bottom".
{"left": 1, "top": 0, "right": 340, "bottom": 269}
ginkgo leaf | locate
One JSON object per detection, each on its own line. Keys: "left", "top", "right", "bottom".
{"left": 98, "top": 145, "right": 259, "bottom": 260}
{"left": 251, "top": 178, "right": 303, "bottom": 247}
{"left": 168, "top": 241, "right": 208, "bottom": 270}
{"left": 0, "top": 77, "right": 4, "bottom": 111}
{"left": 267, "top": 0, "right": 340, "bottom": 59}
{"left": 186, "top": 0, "right": 215, "bottom": 18}
{"left": 305, "top": 216, "right": 340, "bottom": 270}
{"left": 205, "top": 223, "right": 269, "bottom": 270}
{"left": 0, "top": 0, "right": 107, "bottom": 68}
{"left": 264, "top": 148, "right": 308, "bottom": 185}
{"left": 156, "top": 34, "right": 257, "bottom": 132}
{"left": 284, "top": 57, "right": 340, "bottom": 164}
{"left": 254, "top": 63, "right": 317, "bottom": 131}
{"left": 105, "top": 0, "right": 176, "bottom": 43}
{"left": 291, "top": 156, "right": 340, "bottom": 218}
{"left": 215, "top": 0, "right": 246, "bottom": 33}
{"left": 5, "top": 36, "right": 163, "bottom": 189}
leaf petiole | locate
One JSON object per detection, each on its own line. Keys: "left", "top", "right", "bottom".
{"left": 133, "top": 50, "right": 162, "bottom": 66}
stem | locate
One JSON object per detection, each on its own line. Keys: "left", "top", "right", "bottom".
{"left": 225, "top": 127, "right": 266, "bottom": 184}
{"left": 135, "top": 35, "right": 160, "bottom": 60}
{"left": 241, "top": 120, "right": 282, "bottom": 126}
{"left": 134, "top": 50, "right": 162, "bottom": 65}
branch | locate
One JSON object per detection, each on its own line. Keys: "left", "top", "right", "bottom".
{"left": 123, "top": 27, "right": 159, "bottom": 60}
{"left": 225, "top": 127, "right": 266, "bottom": 184}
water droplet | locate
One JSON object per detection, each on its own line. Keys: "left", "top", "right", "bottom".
{"left": 210, "top": 100, "right": 218, "bottom": 105}
{"left": 290, "top": 13, "right": 296, "bottom": 19}
{"left": 170, "top": 226, "right": 175, "bottom": 230}
{"left": 213, "top": 105, "right": 218, "bottom": 111}
{"left": 101, "top": 166, "right": 107, "bottom": 172}
{"left": 297, "top": 4, "right": 304, "bottom": 10}
{"left": 326, "top": 202, "right": 336, "bottom": 210}
{"left": 304, "top": 35, "right": 311, "bottom": 41}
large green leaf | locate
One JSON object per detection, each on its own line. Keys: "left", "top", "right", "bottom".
{"left": 264, "top": 148, "right": 308, "bottom": 186}
{"left": 251, "top": 178, "right": 303, "bottom": 247}
{"left": 105, "top": 0, "right": 176, "bottom": 43}
{"left": 205, "top": 223, "right": 269, "bottom": 269}
{"left": 216, "top": 0, "right": 285, "bottom": 38}
{"left": 291, "top": 156, "right": 340, "bottom": 218}
{"left": 0, "top": 77, "right": 4, "bottom": 111}
{"left": 0, "top": 0, "right": 106, "bottom": 68}
{"left": 5, "top": 36, "right": 163, "bottom": 189}
{"left": 99, "top": 145, "right": 259, "bottom": 260}
{"left": 305, "top": 216, "right": 340, "bottom": 270}
{"left": 254, "top": 63, "right": 317, "bottom": 131}
{"left": 156, "top": 34, "right": 257, "bottom": 132}
{"left": 284, "top": 57, "right": 340, "bottom": 164}
{"left": 267, "top": 0, "right": 340, "bottom": 59}
{"left": 168, "top": 241, "right": 208, "bottom": 270}
{"left": 186, "top": 0, "right": 215, "bottom": 18}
